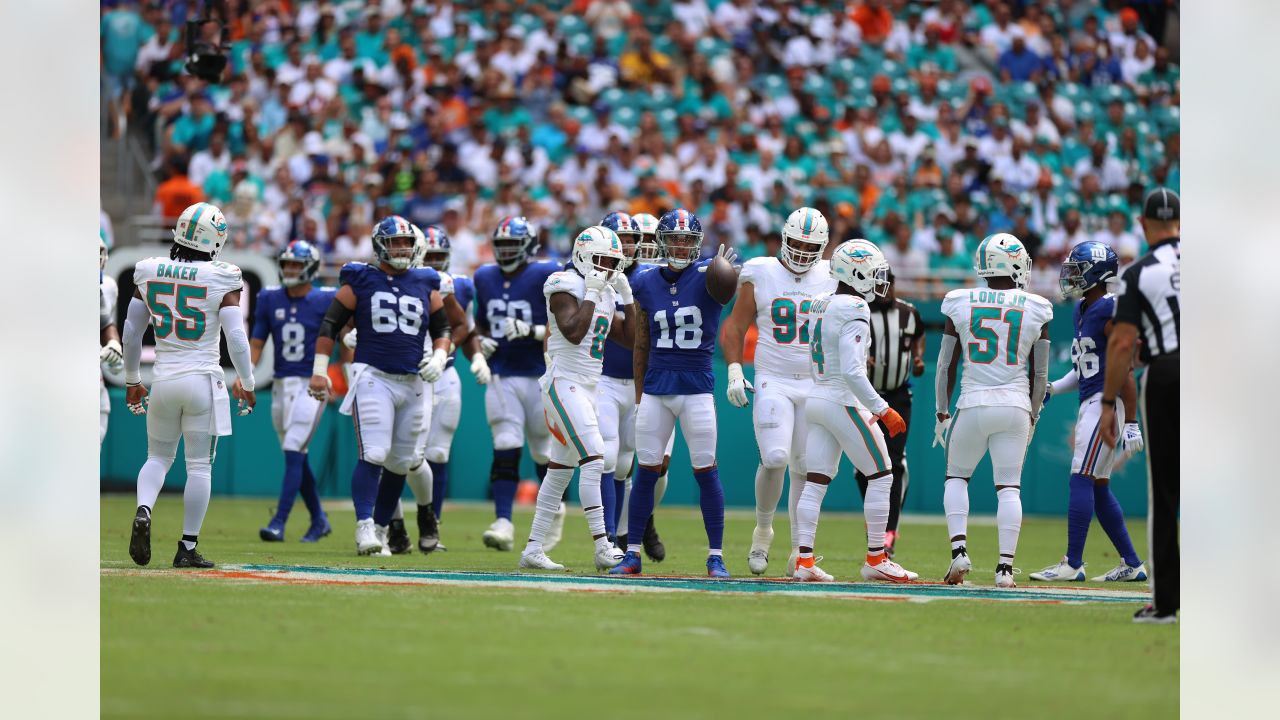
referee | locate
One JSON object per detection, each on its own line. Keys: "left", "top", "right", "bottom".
{"left": 1099, "top": 187, "right": 1180, "bottom": 624}
{"left": 856, "top": 270, "right": 925, "bottom": 556}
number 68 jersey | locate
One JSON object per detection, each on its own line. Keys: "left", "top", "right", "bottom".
{"left": 133, "top": 256, "right": 244, "bottom": 380}
{"left": 941, "top": 287, "right": 1054, "bottom": 411}
{"left": 341, "top": 262, "right": 441, "bottom": 375}
{"left": 739, "top": 256, "right": 835, "bottom": 377}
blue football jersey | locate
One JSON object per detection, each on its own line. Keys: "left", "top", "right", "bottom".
{"left": 632, "top": 258, "right": 724, "bottom": 395}
{"left": 340, "top": 262, "right": 441, "bottom": 374}
{"left": 1072, "top": 294, "right": 1115, "bottom": 401}
{"left": 601, "top": 263, "right": 656, "bottom": 380}
{"left": 446, "top": 274, "right": 475, "bottom": 370}
{"left": 473, "top": 260, "right": 561, "bottom": 377}
{"left": 252, "top": 285, "right": 338, "bottom": 378}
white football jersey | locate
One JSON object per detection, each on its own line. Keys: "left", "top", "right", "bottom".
{"left": 807, "top": 292, "right": 886, "bottom": 414}
{"left": 101, "top": 274, "right": 119, "bottom": 317}
{"left": 133, "top": 256, "right": 244, "bottom": 381}
{"left": 941, "top": 286, "right": 1054, "bottom": 411}
{"left": 543, "top": 270, "right": 616, "bottom": 383}
{"left": 740, "top": 256, "right": 835, "bottom": 377}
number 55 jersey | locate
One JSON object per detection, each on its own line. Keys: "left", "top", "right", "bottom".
{"left": 941, "top": 287, "right": 1054, "bottom": 412}
{"left": 132, "top": 256, "right": 244, "bottom": 380}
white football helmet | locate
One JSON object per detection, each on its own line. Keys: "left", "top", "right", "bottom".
{"left": 571, "top": 225, "right": 625, "bottom": 282}
{"left": 173, "top": 202, "right": 229, "bottom": 258}
{"left": 830, "top": 239, "right": 890, "bottom": 297}
{"left": 631, "top": 213, "right": 661, "bottom": 262}
{"left": 975, "top": 232, "right": 1032, "bottom": 288}
{"left": 781, "top": 207, "right": 830, "bottom": 273}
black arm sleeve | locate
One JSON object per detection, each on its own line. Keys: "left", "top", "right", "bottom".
{"left": 428, "top": 306, "right": 449, "bottom": 340}
{"left": 318, "top": 298, "right": 355, "bottom": 340}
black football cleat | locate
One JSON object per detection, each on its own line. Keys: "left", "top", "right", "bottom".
{"left": 1133, "top": 604, "right": 1177, "bottom": 625}
{"left": 643, "top": 515, "right": 666, "bottom": 562}
{"left": 387, "top": 518, "right": 412, "bottom": 554}
{"left": 129, "top": 507, "right": 152, "bottom": 566}
{"left": 416, "top": 506, "right": 440, "bottom": 553}
{"left": 172, "top": 542, "right": 214, "bottom": 569}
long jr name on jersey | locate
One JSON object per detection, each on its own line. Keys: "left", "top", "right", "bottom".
{"left": 941, "top": 287, "right": 1054, "bottom": 412}
{"left": 133, "top": 257, "right": 244, "bottom": 380}
{"left": 740, "top": 256, "right": 836, "bottom": 377}
{"left": 543, "top": 270, "right": 618, "bottom": 383}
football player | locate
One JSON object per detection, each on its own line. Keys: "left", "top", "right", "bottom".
{"left": 1029, "top": 242, "right": 1147, "bottom": 583}
{"left": 611, "top": 209, "right": 738, "bottom": 577}
{"left": 308, "top": 216, "right": 453, "bottom": 556}
{"left": 100, "top": 237, "right": 123, "bottom": 446}
{"left": 122, "top": 202, "right": 257, "bottom": 569}
{"left": 794, "top": 240, "right": 916, "bottom": 582}
{"left": 247, "top": 240, "right": 334, "bottom": 543}
{"left": 935, "top": 233, "right": 1054, "bottom": 587}
{"left": 720, "top": 207, "right": 836, "bottom": 576}
{"left": 472, "top": 217, "right": 563, "bottom": 551}
{"left": 520, "top": 226, "right": 635, "bottom": 570}
{"left": 597, "top": 211, "right": 667, "bottom": 560}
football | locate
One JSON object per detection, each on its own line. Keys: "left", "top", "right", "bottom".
{"left": 706, "top": 254, "right": 738, "bottom": 304}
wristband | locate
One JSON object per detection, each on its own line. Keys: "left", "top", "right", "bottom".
{"left": 312, "top": 354, "right": 331, "bottom": 377}
{"left": 1101, "top": 397, "right": 1116, "bottom": 406}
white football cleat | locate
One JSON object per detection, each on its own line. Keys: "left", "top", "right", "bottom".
{"left": 354, "top": 518, "right": 383, "bottom": 556}
{"left": 483, "top": 518, "right": 515, "bottom": 551}
{"left": 544, "top": 503, "right": 567, "bottom": 552}
{"left": 1092, "top": 562, "right": 1148, "bottom": 582}
{"left": 374, "top": 525, "right": 392, "bottom": 556}
{"left": 594, "top": 544, "right": 625, "bottom": 571}
{"left": 785, "top": 549, "right": 799, "bottom": 578}
{"left": 1029, "top": 557, "right": 1085, "bottom": 582}
{"left": 995, "top": 564, "right": 1018, "bottom": 588}
{"left": 861, "top": 557, "right": 918, "bottom": 583}
{"left": 747, "top": 549, "right": 769, "bottom": 575}
{"left": 519, "top": 551, "right": 565, "bottom": 570}
{"left": 943, "top": 548, "right": 972, "bottom": 585}
{"left": 793, "top": 559, "right": 835, "bottom": 582}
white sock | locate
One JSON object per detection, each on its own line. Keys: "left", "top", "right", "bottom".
{"left": 864, "top": 473, "right": 892, "bottom": 552}
{"left": 182, "top": 460, "right": 212, "bottom": 538}
{"left": 578, "top": 458, "right": 606, "bottom": 538}
{"left": 708, "top": 548, "right": 722, "bottom": 557}
{"left": 654, "top": 472, "right": 668, "bottom": 507}
{"left": 795, "top": 481, "right": 828, "bottom": 550}
{"left": 528, "top": 467, "right": 574, "bottom": 544}
{"left": 406, "top": 459, "right": 433, "bottom": 506}
{"left": 618, "top": 476, "right": 631, "bottom": 536}
{"left": 996, "top": 486, "right": 1022, "bottom": 565}
{"left": 787, "top": 471, "right": 805, "bottom": 549}
{"left": 753, "top": 464, "right": 785, "bottom": 535}
{"left": 136, "top": 457, "right": 171, "bottom": 510}
{"left": 944, "top": 477, "right": 970, "bottom": 548}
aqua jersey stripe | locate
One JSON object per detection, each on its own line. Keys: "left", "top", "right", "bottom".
{"left": 186, "top": 203, "right": 206, "bottom": 243}
{"left": 846, "top": 407, "right": 887, "bottom": 473}
{"left": 549, "top": 381, "right": 588, "bottom": 458}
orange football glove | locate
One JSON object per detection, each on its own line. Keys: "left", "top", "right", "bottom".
{"left": 878, "top": 408, "right": 907, "bottom": 438}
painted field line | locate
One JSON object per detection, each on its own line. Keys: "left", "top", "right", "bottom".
{"left": 109, "top": 563, "right": 1148, "bottom": 604}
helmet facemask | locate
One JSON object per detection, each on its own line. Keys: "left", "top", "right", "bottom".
{"left": 1059, "top": 260, "right": 1088, "bottom": 299}
{"left": 659, "top": 231, "right": 701, "bottom": 270}
{"left": 279, "top": 259, "right": 308, "bottom": 287}
{"left": 422, "top": 250, "right": 451, "bottom": 272}
{"left": 635, "top": 233, "right": 662, "bottom": 262}
{"left": 376, "top": 235, "right": 416, "bottom": 271}
{"left": 493, "top": 236, "right": 529, "bottom": 271}
{"left": 615, "top": 230, "right": 640, "bottom": 271}
{"left": 781, "top": 233, "right": 825, "bottom": 273}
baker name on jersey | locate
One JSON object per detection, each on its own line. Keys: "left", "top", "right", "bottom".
{"left": 968, "top": 289, "right": 1027, "bottom": 307}
{"left": 156, "top": 263, "right": 199, "bottom": 281}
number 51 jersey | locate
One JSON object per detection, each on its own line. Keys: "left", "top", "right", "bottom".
{"left": 133, "top": 256, "right": 244, "bottom": 380}
{"left": 941, "top": 287, "right": 1053, "bottom": 411}
{"left": 740, "top": 256, "right": 835, "bottom": 377}
{"left": 341, "top": 262, "right": 441, "bottom": 375}
{"left": 252, "top": 285, "right": 338, "bottom": 378}
{"left": 632, "top": 258, "right": 725, "bottom": 396}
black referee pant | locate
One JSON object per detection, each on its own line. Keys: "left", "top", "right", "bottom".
{"left": 857, "top": 384, "right": 912, "bottom": 532}
{"left": 1141, "top": 354, "right": 1179, "bottom": 613}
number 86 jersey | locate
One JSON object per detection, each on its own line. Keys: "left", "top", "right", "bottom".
{"left": 1071, "top": 294, "right": 1116, "bottom": 401}
{"left": 941, "top": 287, "right": 1054, "bottom": 412}
{"left": 739, "top": 256, "right": 835, "bottom": 377}
{"left": 341, "top": 262, "right": 441, "bottom": 375}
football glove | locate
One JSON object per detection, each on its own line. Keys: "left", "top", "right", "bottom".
{"left": 876, "top": 407, "right": 907, "bottom": 438}
{"left": 479, "top": 335, "right": 499, "bottom": 358}
{"left": 610, "top": 271, "right": 633, "bottom": 304}
{"left": 342, "top": 328, "right": 359, "bottom": 350}
{"left": 932, "top": 415, "right": 951, "bottom": 448}
{"left": 508, "top": 318, "right": 546, "bottom": 341}
{"left": 584, "top": 273, "right": 608, "bottom": 295}
{"left": 726, "top": 362, "right": 753, "bottom": 407}
{"left": 418, "top": 348, "right": 448, "bottom": 382}
{"left": 470, "top": 353, "right": 492, "bottom": 385}
{"left": 1121, "top": 422, "right": 1143, "bottom": 455}
{"left": 100, "top": 339, "right": 124, "bottom": 372}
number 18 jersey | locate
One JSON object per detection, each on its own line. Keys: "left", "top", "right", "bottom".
{"left": 941, "top": 287, "right": 1054, "bottom": 411}
{"left": 133, "top": 256, "right": 244, "bottom": 381}
{"left": 252, "top": 285, "right": 338, "bottom": 378}
{"left": 632, "top": 259, "right": 724, "bottom": 396}
{"left": 740, "top": 256, "right": 835, "bottom": 377}
{"left": 340, "top": 262, "right": 441, "bottom": 375}
{"left": 543, "top": 270, "right": 617, "bottom": 383}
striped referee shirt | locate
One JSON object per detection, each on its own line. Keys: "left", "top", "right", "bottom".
{"left": 1115, "top": 237, "right": 1180, "bottom": 362}
{"left": 867, "top": 298, "right": 923, "bottom": 393}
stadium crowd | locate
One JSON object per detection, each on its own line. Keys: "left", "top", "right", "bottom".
{"left": 102, "top": 0, "right": 1179, "bottom": 298}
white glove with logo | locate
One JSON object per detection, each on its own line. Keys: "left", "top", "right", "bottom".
{"left": 610, "top": 272, "right": 633, "bottom": 304}
{"left": 100, "top": 339, "right": 124, "bottom": 372}
{"left": 1121, "top": 422, "right": 1144, "bottom": 456}
{"left": 932, "top": 415, "right": 951, "bottom": 448}
{"left": 438, "top": 273, "right": 455, "bottom": 296}
{"left": 342, "top": 329, "right": 359, "bottom": 350}
{"left": 479, "top": 336, "right": 499, "bottom": 358}
{"left": 418, "top": 348, "right": 448, "bottom": 382}
{"left": 726, "top": 362, "right": 753, "bottom": 408}
{"left": 470, "top": 353, "right": 492, "bottom": 385}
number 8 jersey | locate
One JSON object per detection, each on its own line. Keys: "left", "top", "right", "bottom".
{"left": 941, "top": 287, "right": 1054, "bottom": 411}
{"left": 341, "top": 262, "right": 441, "bottom": 374}
{"left": 543, "top": 270, "right": 617, "bottom": 383}
{"left": 739, "top": 256, "right": 835, "bottom": 377}
{"left": 252, "top": 285, "right": 338, "bottom": 378}
{"left": 133, "top": 256, "right": 244, "bottom": 380}
{"left": 632, "top": 258, "right": 725, "bottom": 396}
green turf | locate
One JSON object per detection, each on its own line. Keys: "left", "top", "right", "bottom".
{"left": 102, "top": 495, "right": 1177, "bottom": 719}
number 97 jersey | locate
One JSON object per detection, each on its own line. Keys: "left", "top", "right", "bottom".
{"left": 740, "top": 256, "right": 835, "bottom": 377}
{"left": 341, "top": 262, "right": 441, "bottom": 375}
{"left": 941, "top": 287, "right": 1054, "bottom": 412}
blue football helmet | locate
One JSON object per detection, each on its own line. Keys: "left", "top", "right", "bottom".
{"left": 418, "top": 225, "right": 452, "bottom": 272}
{"left": 1060, "top": 240, "right": 1119, "bottom": 299}
{"left": 656, "top": 208, "right": 703, "bottom": 270}
{"left": 278, "top": 240, "right": 322, "bottom": 286}
{"left": 600, "top": 211, "right": 640, "bottom": 270}
{"left": 492, "top": 216, "right": 537, "bottom": 272}
{"left": 372, "top": 215, "right": 417, "bottom": 271}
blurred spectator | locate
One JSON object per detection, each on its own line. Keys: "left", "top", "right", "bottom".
{"left": 153, "top": 157, "right": 204, "bottom": 221}
{"left": 998, "top": 35, "right": 1043, "bottom": 83}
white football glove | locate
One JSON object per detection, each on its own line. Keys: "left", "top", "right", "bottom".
{"left": 438, "top": 273, "right": 455, "bottom": 296}
{"left": 508, "top": 318, "right": 543, "bottom": 341}
{"left": 584, "top": 272, "right": 608, "bottom": 295}
{"left": 342, "top": 329, "right": 359, "bottom": 350}
{"left": 418, "top": 348, "right": 448, "bottom": 382}
{"left": 479, "top": 335, "right": 499, "bottom": 358}
{"left": 470, "top": 353, "right": 492, "bottom": 385}
{"left": 1121, "top": 422, "right": 1144, "bottom": 455}
{"left": 726, "top": 362, "right": 753, "bottom": 408}
{"left": 932, "top": 415, "right": 951, "bottom": 448}
{"left": 715, "top": 243, "right": 738, "bottom": 265}
{"left": 100, "top": 339, "right": 124, "bottom": 372}
{"left": 610, "top": 271, "right": 633, "bottom": 304}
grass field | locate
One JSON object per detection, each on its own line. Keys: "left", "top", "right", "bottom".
{"left": 101, "top": 495, "right": 1177, "bottom": 719}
